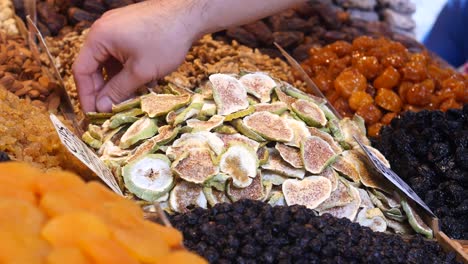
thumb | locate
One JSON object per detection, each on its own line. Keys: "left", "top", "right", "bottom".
{"left": 96, "top": 67, "right": 147, "bottom": 112}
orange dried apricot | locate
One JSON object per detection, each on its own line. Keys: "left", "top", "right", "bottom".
{"left": 406, "top": 81, "right": 433, "bottom": 106}
{"left": 78, "top": 234, "right": 139, "bottom": 264}
{"left": 440, "top": 98, "right": 462, "bottom": 112}
{"left": 334, "top": 68, "right": 367, "bottom": 98}
{"left": 381, "top": 112, "right": 397, "bottom": 125}
{"left": 373, "top": 66, "right": 400, "bottom": 89}
{"left": 367, "top": 123, "right": 384, "bottom": 138}
{"left": 356, "top": 103, "right": 383, "bottom": 125}
{"left": 353, "top": 56, "right": 381, "bottom": 79}
{"left": 46, "top": 248, "right": 90, "bottom": 264}
{"left": 348, "top": 91, "right": 374, "bottom": 111}
{"left": 155, "top": 250, "right": 207, "bottom": 264}
{"left": 328, "top": 41, "right": 352, "bottom": 57}
{"left": 375, "top": 89, "right": 402, "bottom": 112}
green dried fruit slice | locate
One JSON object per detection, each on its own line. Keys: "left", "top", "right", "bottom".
{"left": 173, "top": 94, "right": 204, "bottom": 126}
{"left": 244, "top": 111, "right": 293, "bottom": 142}
{"left": 356, "top": 208, "right": 387, "bottom": 232}
{"left": 204, "top": 173, "right": 230, "bottom": 192}
{"left": 219, "top": 144, "right": 258, "bottom": 188}
{"left": 214, "top": 124, "right": 238, "bottom": 134}
{"left": 301, "top": 136, "right": 337, "bottom": 174}
{"left": 319, "top": 104, "right": 338, "bottom": 121}
{"left": 99, "top": 141, "right": 131, "bottom": 158}
{"left": 125, "top": 139, "right": 159, "bottom": 164}
{"left": 386, "top": 218, "right": 414, "bottom": 235}
{"left": 308, "top": 127, "right": 342, "bottom": 154}
{"left": 210, "top": 74, "right": 249, "bottom": 115}
{"left": 122, "top": 154, "right": 174, "bottom": 202}
{"left": 315, "top": 177, "right": 354, "bottom": 211}
{"left": 227, "top": 171, "right": 264, "bottom": 202}
{"left": 200, "top": 101, "right": 217, "bottom": 117}
{"left": 351, "top": 150, "right": 393, "bottom": 193}
{"left": 317, "top": 167, "right": 339, "bottom": 191}
{"left": 292, "top": 99, "right": 327, "bottom": 127}
{"left": 319, "top": 186, "right": 361, "bottom": 221}
{"left": 283, "top": 117, "right": 311, "bottom": 147}
{"left": 216, "top": 133, "right": 260, "bottom": 152}
{"left": 338, "top": 118, "right": 371, "bottom": 148}
{"left": 328, "top": 119, "right": 349, "bottom": 149}
{"left": 224, "top": 106, "right": 255, "bottom": 122}
{"left": 401, "top": 199, "right": 433, "bottom": 239}
{"left": 86, "top": 112, "right": 114, "bottom": 120}
{"left": 172, "top": 148, "right": 219, "bottom": 184}
{"left": 112, "top": 97, "right": 141, "bottom": 113}
{"left": 166, "top": 132, "right": 225, "bottom": 160}
{"left": 283, "top": 176, "right": 332, "bottom": 209}
{"left": 254, "top": 102, "right": 288, "bottom": 115}
{"left": 268, "top": 191, "right": 286, "bottom": 206}
{"left": 108, "top": 108, "right": 143, "bottom": 129}
{"left": 332, "top": 151, "right": 361, "bottom": 183}
{"left": 119, "top": 117, "right": 158, "bottom": 149}
{"left": 257, "top": 147, "right": 269, "bottom": 166}
{"left": 155, "top": 125, "right": 180, "bottom": 145}
{"left": 203, "top": 187, "right": 230, "bottom": 207}
{"left": 169, "top": 181, "right": 207, "bottom": 213}
{"left": 261, "top": 170, "right": 288, "bottom": 185}
{"left": 282, "top": 82, "right": 324, "bottom": 105}
{"left": 167, "top": 83, "right": 194, "bottom": 96}
{"left": 357, "top": 188, "right": 374, "bottom": 209}
{"left": 186, "top": 115, "right": 225, "bottom": 132}
{"left": 141, "top": 93, "right": 191, "bottom": 117}
{"left": 239, "top": 72, "right": 277, "bottom": 103}
{"left": 275, "top": 143, "right": 303, "bottom": 169}
{"left": 261, "top": 148, "right": 305, "bottom": 179}
{"left": 372, "top": 189, "right": 400, "bottom": 208}
{"left": 88, "top": 124, "right": 103, "bottom": 141}
{"left": 274, "top": 87, "right": 296, "bottom": 107}
{"left": 231, "top": 119, "right": 265, "bottom": 142}
{"left": 82, "top": 131, "right": 102, "bottom": 149}
{"left": 195, "top": 80, "right": 214, "bottom": 100}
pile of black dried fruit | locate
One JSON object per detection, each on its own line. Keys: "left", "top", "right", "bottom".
{"left": 373, "top": 105, "right": 468, "bottom": 239}
{"left": 0, "top": 151, "right": 10, "bottom": 162}
{"left": 170, "top": 200, "right": 459, "bottom": 264}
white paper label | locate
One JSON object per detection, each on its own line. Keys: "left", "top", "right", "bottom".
{"left": 353, "top": 137, "right": 435, "bottom": 217}
{"left": 50, "top": 114, "right": 123, "bottom": 195}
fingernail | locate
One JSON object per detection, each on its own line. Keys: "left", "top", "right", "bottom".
{"left": 97, "top": 96, "right": 113, "bottom": 112}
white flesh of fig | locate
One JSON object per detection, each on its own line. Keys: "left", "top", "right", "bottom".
{"left": 275, "top": 143, "right": 303, "bottom": 168}
{"left": 315, "top": 178, "right": 354, "bottom": 211}
{"left": 284, "top": 117, "right": 311, "bottom": 147}
{"left": 261, "top": 170, "right": 288, "bottom": 185}
{"left": 301, "top": 136, "right": 336, "bottom": 174}
{"left": 239, "top": 72, "right": 277, "bottom": 103}
{"left": 227, "top": 172, "right": 264, "bottom": 202}
{"left": 261, "top": 148, "right": 305, "bottom": 179}
{"left": 169, "top": 181, "right": 207, "bottom": 213}
{"left": 254, "top": 102, "right": 288, "bottom": 115}
{"left": 316, "top": 167, "right": 339, "bottom": 191}
{"left": 308, "top": 127, "right": 342, "bottom": 154}
{"left": 172, "top": 148, "right": 219, "bottom": 184}
{"left": 291, "top": 99, "right": 327, "bottom": 127}
{"left": 319, "top": 186, "right": 361, "bottom": 221}
{"left": 141, "top": 93, "right": 190, "bottom": 117}
{"left": 357, "top": 207, "right": 387, "bottom": 232}
{"left": 219, "top": 144, "right": 258, "bottom": 188}
{"left": 210, "top": 74, "right": 249, "bottom": 115}
{"left": 332, "top": 151, "right": 361, "bottom": 183}
{"left": 244, "top": 111, "right": 294, "bottom": 142}
{"left": 215, "top": 133, "right": 260, "bottom": 152}
{"left": 282, "top": 176, "right": 332, "bottom": 209}
{"left": 186, "top": 115, "right": 225, "bottom": 132}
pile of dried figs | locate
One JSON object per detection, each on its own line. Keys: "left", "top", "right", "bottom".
{"left": 83, "top": 72, "right": 433, "bottom": 237}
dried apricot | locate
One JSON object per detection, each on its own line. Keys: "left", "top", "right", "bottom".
{"left": 440, "top": 98, "right": 462, "bottom": 112}
{"left": 356, "top": 103, "right": 383, "bottom": 125}
{"left": 348, "top": 91, "right": 373, "bottom": 111}
{"left": 373, "top": 66, "right": 400, "bottom": 89}
{"left": 406, "top": 82, "right": 432, "bottom": 106}
{"left": 328, "top": 41, "right": 352, "bottom": 57}
{"left": 353, "top": 56, "right": 381, "bottom": 79}
{"left": 46, "top": 248, "right": 90, "bottom": 264}
{"left": 155, "top": 250, "right": 207, "bottom": 264}
{"left": 375, "top": 89, "right": 402, "bottom": 112}
{"left": 333, "top": 97, "right": 353, "bottom": 117}
{"left": 334, "top": 68, "right": 367, "bottom": 98}
{"left": 367, "top": 123, "right": 384, "bottom": 138}
{"left": 381, "top": 112, "right": 397, "bottom": 125}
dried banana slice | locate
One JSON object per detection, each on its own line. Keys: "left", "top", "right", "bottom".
{"left": 119, "top": 117, "right": 158, "bottom": 149}
{"left": 268, "top": 191, "right": 286, "bottom": 206}
{"left": 219, "top": 144, "right": 258, "bottom": 188}
{"left": 141, "top": 93, "right": 191, "bottom": 117}
{"left": 261, "top": 148, "right": 305, "bottom": 179}
{"left": 332, "top": 151, "right": 361, "bottom": 183}
{"left": 301, "top": 136, "right": 337, "bottom": 174}
{"left": 319, "top": 186, "right": 361, "bottom": 221}
{"left": 254, "top": 102, "right": 288, "bottom": 115}
{"left": 227, "top": 172, "right": 264, "bottom": 202}
{"left": 356, "top": 208, "right": 387, "bottom": 232}
{"left": 244, "top": 111, "right": 293, "bottom": 142}
{"left": 216, "top": 133, "right": 260, "bottom": 152}
{"left": 122, "top": 154, "right": 174, "bottom": 202}
{"left": 169, "top": 181, "right": 207, "bottom": 213}
{"left": 210, "top": 74, "right": 249, "bottom": 115}
{"left": 315, "top": 177, "right": 354, "bottom": 211}
{"left": 284, "top": 117, "right": 311, "bottom": 147}
{"left": 308, "top": 127, "right": 342, "bottom": 154}
{"left": 186, "top": 115, "right": 225, "bottom": 132}
{"left": 292, "top": 99, "right": 327, "bottom": 127}
{"left": 172, "top": 148, "right": 219, "bottom": 184}
{"left": 239, "top": 72, "right": 277, "bottom": 103}
{"left": 283, "top": 176, "right": 332, "bottom": 209}
{"left": 261, "top": 170, "right": 288, "bottom": 185}
{"left": 112, "top": 97, "right": 141, "bottom": 113}
{"left": 401, "top": 199, "right": 433, "bottom": 239}
{"left": 275, "top": 143, "right": 303, "bottom": 169}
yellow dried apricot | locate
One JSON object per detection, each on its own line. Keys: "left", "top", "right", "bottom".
{"left": 348, "top": 91, "right": 374, "bottom": 111}
{"left": 353, "top": 56, "right": 381, "bottom": 79}
{"left": 375, "top": 89, "right": 402, "bottom": 112}
{"left": 373, "top": 66, "right": 400, "bottom": 89}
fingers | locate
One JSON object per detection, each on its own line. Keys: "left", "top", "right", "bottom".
{"left": 96, "top": 66, "right": 147, "bottom": 112}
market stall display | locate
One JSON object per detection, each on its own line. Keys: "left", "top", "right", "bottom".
{"left": 299, "top": 36, "right": 467, "bottom": 137}
{"left": 0, "top": 0, "right": 19, "bottom": 34}
{"left": 0, "top": 162, "right": 206, "bottom": 263}
{"left": 170, "top": 199, "right": 459, "bottom": 263}
{"left": 372, "top": 106, "right": 468, "bottom": 240}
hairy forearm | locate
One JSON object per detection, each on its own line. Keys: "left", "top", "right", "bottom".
{"left": 186, "top": 0, "right": 306, "bottom": 37}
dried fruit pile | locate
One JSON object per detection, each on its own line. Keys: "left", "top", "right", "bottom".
{"left": 170, "top": 200, "right": 460, "bottom": 264}
{"left": 372, "top": 106, "right": 468, "bottom": 239}
{"left": 300, "top": 36, "right": 468, "bottom": 137}
{"left": 0, "top": 0, "right": 19, "bottom": 34}
{"left": 84, "top": 72, "right": 433, "bottom": 237}
{"left": 214, "top": 1, "right": 422, "bottom": 61}
{"left": 0, "top": 162, "right": 206, "bottom": 263}
{"left": 0, "top": 31, "right": 62, "bottom": 110}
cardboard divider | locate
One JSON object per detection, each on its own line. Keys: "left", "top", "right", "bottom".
{"left": 436, "top": 233, "right": 468, "bottom": 263}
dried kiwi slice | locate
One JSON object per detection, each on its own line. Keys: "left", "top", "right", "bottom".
{"left": 261, "top": 170, "right": 288, "bottom": 185}
{"left": 219, "top": 144, "right": 258, "bottom": 188}
{"left": 301, "top": 136, "right": 337, "bottom": 174}
{"left": 169, "top": 181, "right": 207, "bottom": 213}
{"left": 186, "top": 115, "right": 225, "bottom": 132}
{"left": 227, "top": 171, "right": 264, "bottom": 202}
{"left": 283, "top": 176, "right": 332, "bottom": 209}
{"left": 356, "top": 208, "right": 387, "bottom": 232}
{"left": 291, "top": 99, "right": 327, "bottom": 127}
{"left": 308, "top": 127, "right": 342, "bottom": 154}
{"left": 231, "top": 119, "right": 265, "bottom": 142}
{"left": 112, "top": 97, "right": 141, "bottom": 113}
{"left": 122, "top": 154, "right": 174, "bottom": 202}
{"left": 261, "top": 148, "right": 305, "bottom": 179}
{"left": 283, "top": 117, "right": 311, "bottom": 147}
{"left": 172, "top": 148, "right": 219, "bottom": 184}
{"left": 254, "top": 102, "right": 288, "bottom": 115}
{"left": 319, "top": 186, "right": 361, "bottom": 221}
{"left": 141, "top": 93, "right": 191, "bottom": 117}
{"left": 239, "top": 72, "right": 277, "bottom": 103}
{"left": 210, "top": 74, "right": 249, "bottom": 115}
{"left": 332, "top": 151, "right": 361, "bottom": 183}
{"left": 216, "top": 133, "right": 260, "bottom": 152}
{"left": 243, "top": 111, "right": 293, "bottom": 142}
{"left": 401, "top": 199, "right": 433, "bottom": 239}
{"left": 275, "top": 143, "right": 303, "bottom": 169}
{"left": 119, "top": 117, "right": 158, "bottom": 149}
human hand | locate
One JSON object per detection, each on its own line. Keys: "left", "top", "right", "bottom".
{"left": 73, "top": 0, "right": 202, "bottom": 112}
